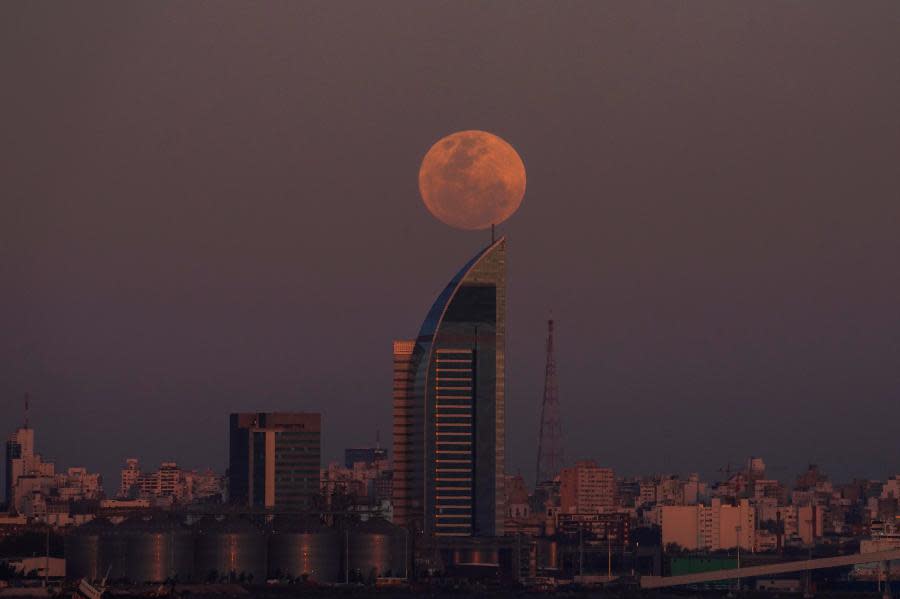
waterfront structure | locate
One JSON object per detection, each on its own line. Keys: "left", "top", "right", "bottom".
{"left": 393, "top": 237, "right": 507, "bottom": 537}
{"left": 228, "top": 412, "right": 321, "bottom": 510}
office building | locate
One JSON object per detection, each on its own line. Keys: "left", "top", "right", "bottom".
{"left": 559, "top": 460, "right": 617, "bottom": 513}
{"left": 228, "top": 412, "right": 321, "bottom": 510}
{"left": 393, "top": 237, "right": 507, "bottom": 537}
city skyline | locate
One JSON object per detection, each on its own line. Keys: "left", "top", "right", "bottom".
{"left": 3, "top": 2, "right": 900, "bottom": 494}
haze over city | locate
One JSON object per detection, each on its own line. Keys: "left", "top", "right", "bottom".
{"left": 3, "top": 1, "right": 900, "bottom": 494}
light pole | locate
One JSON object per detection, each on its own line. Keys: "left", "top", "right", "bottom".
{"left": 632, "top": 540, "right": 639, "bottom": 577}
{"left": 579, "top": 523, "right": 584, "bottom": 577}
{"left": 43, "top": 526, "right": 49, "bottom": 588}
{"left": 736, "top": 524, "right": 742, "bottom": 593}
{"left": 607, "top": 530, "right": 612, "bottom": 581}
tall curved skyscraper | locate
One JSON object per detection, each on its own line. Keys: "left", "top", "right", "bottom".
{"left": 393, "top": 237, "right": 506, "bottom": 538}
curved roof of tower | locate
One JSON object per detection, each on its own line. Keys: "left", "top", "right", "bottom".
{"left": 416, "top": 237, "right": 505, "bottom": 343}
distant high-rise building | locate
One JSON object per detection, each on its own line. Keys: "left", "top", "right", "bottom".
{"left": 119, "top": 458, "right": 141, "bottom": 498}
{"left": 118, "top": 458, "right": 222, "bottom": 504}
{"left": 661, "top": 498, "right": 756, "bottom": 551}
{"left": 5, "top": 423, "right": 102, "bottom": 517}
{"left": 344, "top": 447, "right": 388, "bottom": 468}
{"left": 5, "top": 427, "right": 56, "bottom": 513}
{"left": 559, "top": 460, "right": 617, "bottom": 513}
{"left": 393, "top": 237, "right": 507, "bottom": 538}
{"left": 5, "top": 429, "right": 30, "bottom": 506}
{"left": 228, "top": 412, "right": 321, "bottom": 510}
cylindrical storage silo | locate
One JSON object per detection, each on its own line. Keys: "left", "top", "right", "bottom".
{"left": 268, "top": 516, "right": 341, "bottom": 583}
{"left": 452, "top": 546, "right": 500, "bottom": 566}
{"left": 118, "top": 513, "right": 194, "bottom": 583}
{"left": 194, "top": 516, "right": 267, "bottom": 583}
{"left": 345, "top": 518, "right": 407, "bottom": 582}
{"left": 65, "top": 518, "right": 113, "bottom": 581}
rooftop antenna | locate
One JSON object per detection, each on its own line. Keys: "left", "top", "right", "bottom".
{"left": 375, "top": 428, "right": 381, "bottom": 449}
{"left": 24, "top": 392, "right": 30, "bottom": 429}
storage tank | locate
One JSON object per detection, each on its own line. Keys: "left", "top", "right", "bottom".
{"left": 194, "top": 516, "right": 266, "bottom": 583}
{"left": 451, "top": 546, "right": 500, "bottom": 566}
{"left": 268, "top": 516, "right": 341, "bottom": 583}
{"left": 345, "top": 518, "right": 407, "bottom": 582}
{"left": 65, "top": 518, "right": 113, "bottom": 581}
{"left": 117, "top": 513, "right": 194, "bottom": 583}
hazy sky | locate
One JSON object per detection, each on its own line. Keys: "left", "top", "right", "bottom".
{"left": 2, "top": 2, "right": 899, "bottom": 492}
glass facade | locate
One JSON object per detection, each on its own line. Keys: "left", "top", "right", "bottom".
{"left": 228, "top": 412, "right": 321, "bottom": 510}
{"left": 393, "top": 237, "right": 506, "bottom": 538}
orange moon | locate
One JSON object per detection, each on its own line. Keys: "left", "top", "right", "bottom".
{"left": 418, "top": 130, "right": 526, "bottom": 230}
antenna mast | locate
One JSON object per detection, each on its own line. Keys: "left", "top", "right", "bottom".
{"left": 536, "top": 318, "right": 564, "bottom": 483}
{"left": 24, "top": 393, "right": 30, "bottom": 429}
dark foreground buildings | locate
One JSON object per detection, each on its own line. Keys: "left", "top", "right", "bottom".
{"left": 228, "top": 412, "right": 321, "bottom": 510}
{"left": 393, "top": 237, "right": 507, "bottom": 538}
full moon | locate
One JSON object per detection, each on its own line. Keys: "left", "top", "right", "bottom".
{"left": 418, "top": 130, "right": 526, "bottom": 230}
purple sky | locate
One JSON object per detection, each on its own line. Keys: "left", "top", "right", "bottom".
{"left": 2, "top": 2, "right": 899, "bottom": 492}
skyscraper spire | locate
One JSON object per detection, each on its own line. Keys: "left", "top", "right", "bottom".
{"left": 24, "top": 392, "right": 30, "bottom": 429}
{"left": 536, "top": 318, "right": 563, "bottom": 484}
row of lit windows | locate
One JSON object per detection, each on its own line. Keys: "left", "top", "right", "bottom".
{"left": 435, "top": 389, "right": 472, "bottom": 401}
{"left": 437, "top": 421, "right": 471, "bottom": 428}
{"left": 436, "top": 400, "right": 471, "bottom": 408}
{"left": 436, "top": 509, "right": 471, "bottom": 515}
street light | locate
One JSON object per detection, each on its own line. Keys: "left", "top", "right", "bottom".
{"left": 736, "top": 524, "right": 742, "bottom": 593}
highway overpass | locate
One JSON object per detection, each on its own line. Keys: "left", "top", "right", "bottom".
{"left": 640, "top": 548, "right": 900, "bottom": 589}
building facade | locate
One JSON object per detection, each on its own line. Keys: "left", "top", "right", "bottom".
{"left": 393, "top": 237, "right": 507, "bottom": 538}
{"left": 345, "top": 447, "right": 388, "bottom": 468}
{"left": 661, "top": 498, "right": 756, "bottom": 551}
{"left": 5, "top": 426, "right": 102, "bottom": 518}
{"left": 119, "top": 458, "right": 223, "bottom": 504}
{"left": 559, "top": 460, "right": 617, "bottom": 513}
{"left": 228, "top": 412, "right": 321, "bottom": 510}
